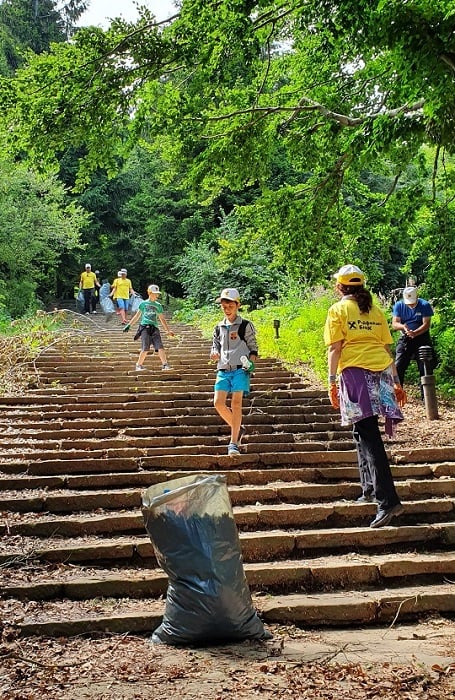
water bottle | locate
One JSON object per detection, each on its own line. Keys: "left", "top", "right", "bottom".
{"left": 240, "top": 355, "right": 252, "bottom": 371}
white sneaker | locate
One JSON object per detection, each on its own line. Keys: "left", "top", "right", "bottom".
{"left": 135, "top": 365, "right": 146, "bottom": 371}
{"left": 162, "top": 364, "right": 171, "bottom": 370}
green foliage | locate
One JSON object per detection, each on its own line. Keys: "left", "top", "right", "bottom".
{"left": 0, "top": 158, "right": 88, "bottom": 316}
{"left": 0, "top": 309, "right": 65, "bottom": 394}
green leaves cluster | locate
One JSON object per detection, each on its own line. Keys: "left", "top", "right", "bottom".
{"left": 0, "top": 159, "right": 88, "bottom": 316}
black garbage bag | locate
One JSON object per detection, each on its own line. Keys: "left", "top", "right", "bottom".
{"left": 142, "top": 473, "right": 271, "bottom": 646}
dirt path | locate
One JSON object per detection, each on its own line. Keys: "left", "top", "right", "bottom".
{"left": 2, "top": 617, "right": 455, "bottom": 699}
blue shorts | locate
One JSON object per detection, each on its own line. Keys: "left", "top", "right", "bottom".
{"left": 214, "top": 368, "right": 250, "bottom": 395}
{"left": 117, "top": 298, "right": 129, "bottom": 310}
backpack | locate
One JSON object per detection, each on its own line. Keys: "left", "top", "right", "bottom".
{"left": 214, "top": 319, "right": 249, "bottom": 342}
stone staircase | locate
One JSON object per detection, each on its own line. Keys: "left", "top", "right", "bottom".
{"left": 1, "top": 313, "right": 455, "bottom": 637}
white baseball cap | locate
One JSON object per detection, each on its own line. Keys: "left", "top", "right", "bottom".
{"left": 333, "top": 264, "right": 365, "bottom": 286}
{"left": 216, "top": 287, "right": 241, "bottom": 303}
{"left": 403, "top": 287, "right": 418, "bottom": 304}
{"left": 85, "top": 263, "right": 91, "bottom": 269}
{"left": 148, "top": 284, "right": 161, "bottom": 294}
{"left": 120, "top": 268, "right": 127, "bottom": 274}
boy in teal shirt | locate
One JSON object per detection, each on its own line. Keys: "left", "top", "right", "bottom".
{"left": 124, "top": 284, "right": 174, "bottom": 370}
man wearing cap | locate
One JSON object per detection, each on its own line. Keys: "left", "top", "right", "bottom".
{"left": 210, "top": 288, "right": 258, "bottom": 457}
{"left": 123, "top": 284, "right": 174, "bottom": 371}
{"left": 110, "top": 268, "right": 135, "bottom": 324}
{"left": 79, "top": 263, "right": 97, "bottom": 315}
{"left": 392, "top": 286, "right": 435, "bottom": 389}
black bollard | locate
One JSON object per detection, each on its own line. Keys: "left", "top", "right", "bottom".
{"left": 273, "top": 319, "right": 280, "bottom": 339}
{"left": 418, "top": 345, "right": 439, "bottom": 420}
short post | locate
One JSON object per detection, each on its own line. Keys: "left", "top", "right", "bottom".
{"left": 273, "top": 319, "right": 280, "bottom": 339}
{"left": 418, "top": 345, "right": 439, "bottom": 420}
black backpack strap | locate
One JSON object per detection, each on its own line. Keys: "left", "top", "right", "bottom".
{"left": 238, "top": 319, "right": 249, "bottom": 341}
{"left": 215, "top": 319, "right": 249, "bottom": 340}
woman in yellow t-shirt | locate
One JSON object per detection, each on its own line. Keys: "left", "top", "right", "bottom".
{"left": 110, "top": 268, "right": 135, "bottom": 324}
{"left": 324, "top": 264, "right": 406, "bottom": 529}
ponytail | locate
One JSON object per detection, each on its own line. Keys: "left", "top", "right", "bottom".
{"left": 338, "top": 284, "right": 373, "bottom": 313}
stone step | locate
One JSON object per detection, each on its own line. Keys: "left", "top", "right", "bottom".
{"left": 2, "top": 498, "right": 453, "bottom": 538}
{"left": 2, "top": 479, "right": 455, "bottom": 513}
{"left": 2, "top": 523, "right": 454, "bottom": 567}
{"left": 2, "top": 317, "right": 455, "bottom": 641}
{"left": 1, "top": 462, "right": 446, "bottom": 491}
{"left": 2, "top": 583, "right": 455, "bottom": 637}
{"left": 2, "top": 552, "right": 455, "bottom": 601}
{"left": 0, "top": 449, "right": 362, "bottom": 476}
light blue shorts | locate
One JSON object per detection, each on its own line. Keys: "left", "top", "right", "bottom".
{"left": 214, "top": 368, "right": 250, "bottom": 395}
{"left": 117, "top": 298, "right": 129, "bottom": 310}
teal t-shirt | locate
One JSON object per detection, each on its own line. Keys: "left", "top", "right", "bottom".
{"left": 139, "top": 300, "right": 163, "bottom": 327}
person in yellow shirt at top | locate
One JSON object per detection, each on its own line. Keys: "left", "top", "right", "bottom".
{"left": 79, "top": 263, "right": 97, "bottom": 315}
{"left": 110, "top": 268, "right": 135, "bottom": 324}
{"left": 324, "top": 264, "right": 407, "bottom": 529}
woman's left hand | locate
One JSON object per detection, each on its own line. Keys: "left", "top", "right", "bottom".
{"left": 329, "top": 383, "right": 340, "bottom": 409}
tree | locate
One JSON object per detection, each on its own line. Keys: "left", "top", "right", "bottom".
{"left": 1, "top": 1, "right": 455, "bottom": 291}
{"left": 0, "top": 158, "right": 88, "bottom": 316}
{"left": 0, "top": 0, "right": 89, "bottom": 74}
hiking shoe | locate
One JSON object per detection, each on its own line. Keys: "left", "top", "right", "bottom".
{"left": 356, "top": 493, "right": 374, "bottom": 503}
{"left": 135, "top": 365, "right": 146, "bottom": 371}
{"left": 370, "top": 503, "right": 404, "bottom": 529}
{"left": 238, "top": 425, "right": 246, "bottom": 445}
{"left": 162, "top": 363, "right": 171, "bottom": 370}
{"left": 228, "top": 443, "right": 240, "bottom": 457}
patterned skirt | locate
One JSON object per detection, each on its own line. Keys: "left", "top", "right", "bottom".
{"left": 338, "top": 366, "right": 404, "bottom": 437}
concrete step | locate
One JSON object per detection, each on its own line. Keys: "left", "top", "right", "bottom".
{"left": 1, "top": 317, "right": 455, "bottom": 639}
{"left": 2, "top": 523, "right": 454, "bottom": 568}
{"left": 2, "top": 498, "right": 454, "bottom": 538}
{"left": 1, "top": 462, "right": 447, "bottom": 490}
{"left": 2, "top": 583, "right": 455, "bottom": 637}
{"left": 2, "top": 552, "right": 455, "bottom": 601}
{"left": 2, "top": 479, "right": 455, "bottom": 513}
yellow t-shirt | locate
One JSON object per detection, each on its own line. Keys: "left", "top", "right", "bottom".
{"left": 111, "top": 277, "right": 132, "bottom": 300}
{"left": 324, "top": 298, "right": 392, "bottom": 372}
{"left": 80, "top": 271, "right": 97, "bottom": 289}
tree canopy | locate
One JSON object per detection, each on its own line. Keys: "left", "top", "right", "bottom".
{"left": 0, "top": 0, "right": 454, "bottom": 302}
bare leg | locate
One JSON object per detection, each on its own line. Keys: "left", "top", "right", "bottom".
{"left": 214, "top": 390, "right": 243, "bottom": 444}
{"left": 157, "top": 349, "right": 168, "bottom": 365}
{"left": 137, "top": 350, "right": 149, "bottom": 367}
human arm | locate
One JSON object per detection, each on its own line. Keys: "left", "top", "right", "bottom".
{"left": 386, "top": 348, "right": 407, "bottom": 407}
{"left": 210, "top": 325, "right": 221, "bottom": 361}
{"left": 327, "top": 341, "right": 342, "bottom": 409}
{"left": 123, "top": 309, "right": 141, "bottom": 331}
{"left": 403, "top": 316, "right": 432, "bottom": 339}
{"left": 158, "top": 313, "right": 175, "bottom": 336}
{"left": 391, "top": 314, "right": 408, "bottom": 333}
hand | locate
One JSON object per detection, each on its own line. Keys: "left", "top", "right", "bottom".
{"left": 329, "top": 383, "right": 339, "bottom": 409}
{"left": 245, "top": 360, "right": 255, "bottom": 373}
{"left": 123, "top": 323, "right": 131, "bottom": 333}
{"left": 394, "top": 383, "right": 407, "bottom": 408}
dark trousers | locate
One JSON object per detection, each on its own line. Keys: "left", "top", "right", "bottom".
{"left": 395, "top": 332, "right": 433, "bottom": 386}
{"left": 83, "top": 288, "right": 94, "bottom": 313}
{"left": 352, "top": 416, "right": 400, "bottom": 510}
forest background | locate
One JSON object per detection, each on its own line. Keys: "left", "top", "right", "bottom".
{"left": 0, "top": 0, "right": 454, "bottom": 395}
